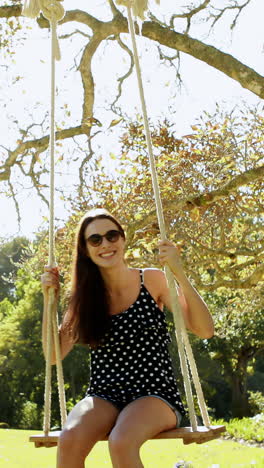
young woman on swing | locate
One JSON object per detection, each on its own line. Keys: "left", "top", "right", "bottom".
{"left": 41, "top": 208, "right": 214, "bottom": 468}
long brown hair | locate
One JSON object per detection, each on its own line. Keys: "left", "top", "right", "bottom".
{"left": 65, "top": 208, "right": 125, "bottom": 348}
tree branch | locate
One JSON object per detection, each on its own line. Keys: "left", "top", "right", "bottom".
{"left": 127, "top": 164, "right": 264, "bottom": 235}
{"left": 111, "top": 34, "right": 134, "bottom": 113}
{"left": 210, "top": 0, "right": 251, "bottom": 30}
{"left": 8, "top": 179, "right": 21, "bottom": 231}
{"left": 170, "top": 0, "right": 211, "bottom": 33}
{"left": 1, "top": 5, "right": 263, "bottom": 99}
{"left": 189, "top": 165, "right": 264, "bottom": 207}
{"left": 0, "top": 126, "right": 84, "bottom": 182}
{"left": 192, "top": 263, "right": 264, "bottom": 290}
{"left": 142, "top": 21, "right": 264, "bottom": 99}
{"left": 108, "top": 0, "right": 122, "bottom": 17}
{"left": 0, "top": 5, "right": 22, "bottom": 18}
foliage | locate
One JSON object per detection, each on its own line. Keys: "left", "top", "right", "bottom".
{"left": 248, "top": 391, "right": 264, "bottom": 415}
{"left": 205, "top": 287, "right": 264, "bottom": 417}
{"left": 0, "top": 422, "right": 9, "bottom": 428}
{"left": 213, "top": 415, "right": 264, "bottom": 443}
{"left": 19, "top": 401, "right": 41, "bottom": 430}
{"left": 0, "top": 276, "right": 44, "bottom": 427}
{"left": 0, "top": 249, "right": 91, "bottom": 428}
{"left": 0, "top": 236, "right": 30, "bottom": 302}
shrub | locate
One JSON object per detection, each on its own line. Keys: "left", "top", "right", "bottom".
{"left": 0, "top": 422, "right": 9, "bottom": 428}
{"left": 19, "top": 401, "right": 41, "bottom": 430}
{"left": 213, "top": 416, "right": 264, "bottom": 443}
{"left": 248, "top": 391, "right": 264, "bottom": 415}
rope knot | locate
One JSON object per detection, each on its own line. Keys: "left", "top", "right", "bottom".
{"left": 22, "top": 0, "right": 65, "bottom": 22}
{"left": 22, "top": 0, "right": 65, "bottom": 60}
{"left": 116, "top": 0, "right": 160, "bottom": 19}
{"left": 40, "top": 0, "right": 65, "bottom": 23}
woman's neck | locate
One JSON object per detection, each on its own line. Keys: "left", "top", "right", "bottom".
{"left": 99, "top": 263, "right": 134, "bottom": 293}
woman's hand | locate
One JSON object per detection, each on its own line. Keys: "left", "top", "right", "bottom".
{"left": 158, "top": 240, "right": 186, "bottom": 283}
{"left": 41, "top": 266, "right": 60, "bottom": 298}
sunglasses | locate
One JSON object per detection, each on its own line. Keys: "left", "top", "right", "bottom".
{"left": 86, "top": 229, "right": 123, "bottom": 247}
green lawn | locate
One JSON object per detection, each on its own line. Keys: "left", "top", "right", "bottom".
{"left": 0, "top": 429, "right": 263, "bottom": 468}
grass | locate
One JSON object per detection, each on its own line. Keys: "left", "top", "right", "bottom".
{"left": 0, "top": 429, "right": 264, "bottom": 468}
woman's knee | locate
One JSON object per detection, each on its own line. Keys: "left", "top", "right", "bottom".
{"left": 108, "top": 427, "right": 139, "bottom": 457}
{"left": 58, "top": 426, "right": 93, "bottom": 457}
{"left": 59, "top": 427, "right": 79, "bottom": 450}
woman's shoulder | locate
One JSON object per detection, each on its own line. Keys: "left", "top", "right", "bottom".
{"left": 142, "top": 268, "right": 166, "bottom": 289}
{"left": 140, "top": 268, "right": 167, "bottom": 309}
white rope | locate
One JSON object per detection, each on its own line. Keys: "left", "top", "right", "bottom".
{"left": 53, "top": 305, "right": 67, "bottom": 427}
{"left": 182, "top": 332, "right": 210, "bottom": 427}
{"left": 22, "top": 0, "right": 67, "bottom": 434}
{"left": 126, "top": 4, "right": 211, "bottom": 431}
{"left": 43, "top": 290, "right": 53, "bottom": 434}
{"left": 116, "top": 0, "right": 160, "bottom": 20}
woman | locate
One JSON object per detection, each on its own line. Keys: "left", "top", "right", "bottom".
{"left": 42, "top": 208, "right": 214, "bottom": 468}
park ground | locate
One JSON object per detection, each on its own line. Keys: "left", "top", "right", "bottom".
{"left": 0, "top": 429, "right": 263, "bottom": 468}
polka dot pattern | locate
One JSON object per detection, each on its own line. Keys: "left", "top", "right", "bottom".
{"left": 86, "top": 270, "right": 186, "bottom": 416}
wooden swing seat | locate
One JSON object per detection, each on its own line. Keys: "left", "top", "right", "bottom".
{"left": 29, "top": 424, "right": 225, "bottom": 447}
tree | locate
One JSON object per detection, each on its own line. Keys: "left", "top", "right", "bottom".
{"left": 0, "top": 0, "right": 263, "bottom": 223}
{"left": 0, "top": 236, "right": 29, "bottom": 302}
{"left": 0, "top": 264, "right": 91, "bottom": 427}
{"left": 205, "top": 288, "right": 264, "bottom": 418}
{"left": 0, "top": 275, "right": 44, "bottom": 426}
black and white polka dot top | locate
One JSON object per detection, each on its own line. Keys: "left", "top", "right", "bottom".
{"left": 86, "top": 269, "right": 186, "bottom": 416}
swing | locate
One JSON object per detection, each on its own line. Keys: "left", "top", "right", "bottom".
{"left": 22, "top": 0, "right": 225, "bottom": 448}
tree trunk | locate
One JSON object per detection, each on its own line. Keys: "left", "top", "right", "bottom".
{"left": 230, "top": 352, "right": 253, "bottom": 418}
{"left": 230, "top": 375, "right": 251, "bottom": 418}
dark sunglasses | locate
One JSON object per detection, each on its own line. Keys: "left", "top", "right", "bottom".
{"left": 86, "top": 229, "right": 123, "bottom": 247}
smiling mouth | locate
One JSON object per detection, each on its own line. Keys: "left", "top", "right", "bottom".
{"left": 100, "top": 251, "right": 116, "bottom": 258}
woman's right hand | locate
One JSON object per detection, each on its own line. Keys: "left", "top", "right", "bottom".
{"left": 41, "top": 266, "right": 60, "bottom": 298}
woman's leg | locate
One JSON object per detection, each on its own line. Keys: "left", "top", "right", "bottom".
{"left": 108, "top": 396, "right": 177, "bottom": 468}
{"left": 57, "top": 396, "right": 119, "bottom": 468}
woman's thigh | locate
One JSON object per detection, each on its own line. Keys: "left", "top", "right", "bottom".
{"left": 109, "top": 396, "right": 177, "bottom": 446}
{"left": 60, "top": 396, "right": 120, "bottom": 446}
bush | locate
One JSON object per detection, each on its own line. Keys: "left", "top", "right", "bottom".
{"left": 213, "top": 416, "right": 264, "bottom": 443}
{"left": 0, "top": 422, "right": 9, "bottom": 428}
{"left": 19, "top": 401, "right": 41, "bottom": 430}
{"left": 248, "top": 391, "right": 264, "bottom": 415}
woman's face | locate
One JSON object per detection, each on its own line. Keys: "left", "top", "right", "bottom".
{"left": 84, "top": 218, "right": 125, "bottom": 269}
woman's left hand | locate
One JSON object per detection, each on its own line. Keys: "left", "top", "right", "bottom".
{"left": 158, "top": 240, "right": 186, "bottom": 282}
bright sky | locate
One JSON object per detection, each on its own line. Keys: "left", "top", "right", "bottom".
{"left": 1, "top": 0, "right": 263, "bottom": 239}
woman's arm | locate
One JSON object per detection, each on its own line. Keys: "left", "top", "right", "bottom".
{"left": 41, "top": 267, "right": 74, "bottom": 364}
{"left": 157, "top": 240, "right": 214, "bottom": 339}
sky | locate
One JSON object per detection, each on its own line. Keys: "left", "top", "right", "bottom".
{"left": 1, "top": 0, "right": 263, "bottom": 239}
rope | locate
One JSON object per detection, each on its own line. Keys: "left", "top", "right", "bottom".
{"left": 126, "top": 4, "right": 210, "bottom": 431}
{"left": 43, "top": 290, "right": 53, "bottom": 434}
{"left": 22, "top": 0, "right": 64, "bottom": 59}
{"left": 22, "top": 0, "right": 67, "bottom": 434}
{"left": 116, "top": 0, "right": 160, "bottom": 20}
